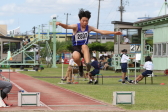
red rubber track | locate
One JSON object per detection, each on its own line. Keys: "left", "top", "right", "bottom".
{"left": 0, "top": 72, "right": 124, "bottom": 111}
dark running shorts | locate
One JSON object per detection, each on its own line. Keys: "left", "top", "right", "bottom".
{"left": 73, "top": 45, "right": 83, "bottom": 57}
{"left": 90, "top": 69, "right": 100, "bottom": 76}
{"left": 121, "top": 63, "right": 127, "bottom": 73}
{"left": 142, "top": 70, "right": 153, "bottom": 77}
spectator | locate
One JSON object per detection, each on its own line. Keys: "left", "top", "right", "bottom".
{"left": 129, "top": 56, "right": 153, "bottom": 84}
{"left": 36, "top": 52, "right": 40, "bottom": 64}
{"left": 102, "top": 55, "right": 112, "bottom": 70}
{"left": 104, "top": 52, "right": 108, "bottom": 57}
{"left": 86, "top": 57, "right": 100, "bottom": 84}
{"left": 123, "top": 36, "right": 130, "bottom": 44}
{"left": 107, "top": 55, "right": 112, "bottom": 66}
{"left": 120, "top": 49, "right": 135, "bottom": 84}
{"left": 99, "top": 55, "right": 104, "bottom": 60}
{"left": 0, "top": 80, "right": 13, "bottom": 106}
{"left": 61, "top": 58, "right": 79, "bottom": 84}
{"left": 92, "top": 51, "right": 96, "bottom": 57}
{"left": 99, "top": 52, "right": 103, "bottom": 58}
{"left": 23, "top": 36, "right": 30, "bottom": 45}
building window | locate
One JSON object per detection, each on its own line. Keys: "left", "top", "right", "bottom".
{"left": 158, "top": 44, "right": 161, "bottom": 56}
{"left": 162, "top": 43, "right": 166, "bottom": 56}
{"left": 59, "top": 36, "right": 65, "bottom": 38}
{"left": 154, "top": 44, "right": 157, "bottom": 56}
{"left": 154, "top": 43, "right": 168, "bottom": 57}
{"left": 3, "top": 42, "right": 20, "bottom": 54}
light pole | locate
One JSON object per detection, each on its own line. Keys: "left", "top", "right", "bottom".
{"left": 52, "top": 17, "right": 57, "bottom": 68}
{"left": 96, "top": 0, "right": 103, "bottom": 42}
{"left": 64, "top": 13, "right": 71, "bottom": 41}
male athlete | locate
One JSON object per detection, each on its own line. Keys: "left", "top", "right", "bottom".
{"left": 56, "top": 8, "right": 122, "bottom": 76}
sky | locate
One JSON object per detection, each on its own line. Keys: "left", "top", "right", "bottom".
{"left": 0, "top": 0, "right": 166, "bottom": 35}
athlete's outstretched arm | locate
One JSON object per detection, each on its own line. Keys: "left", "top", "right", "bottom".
{"left": 89, "top": 26, "right": 122, "bottom": 35}
{"left": 56, "top": 22, "right": 76, "bottom": 29}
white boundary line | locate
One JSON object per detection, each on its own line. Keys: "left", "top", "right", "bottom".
{"left": 10, "top": 80, "right": 53, "bottom": 110}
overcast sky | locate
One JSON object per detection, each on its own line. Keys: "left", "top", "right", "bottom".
{"left": 0, "top": 0, "right": 166, "bottom": 34}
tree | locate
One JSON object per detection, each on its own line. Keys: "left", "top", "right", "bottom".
{"left": 88, "top": 42, "right": 114, "bottom": 52}
{"left": 40, "top": 40, "right": 72, "bottom": 58}
{"left": 103, "top": 42, "right": 114, "bottom": 52}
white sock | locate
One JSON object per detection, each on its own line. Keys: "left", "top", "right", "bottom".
{"left": 90, "top": 79, "right": 92, "bottom": 81}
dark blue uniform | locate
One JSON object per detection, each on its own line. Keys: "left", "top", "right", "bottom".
{"left": 72, "top": 23, "right": 90, "bottom": 57}
{"left": 90, "top": 61, "right": 100, "bottom": 76}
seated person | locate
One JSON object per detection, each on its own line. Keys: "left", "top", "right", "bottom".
{"left": 86, "top": 57, "right": 100, "bottom": 84}
{"left": 0, "top": 80, "right": 13, "bottom": 106}
{"left": 62, "top": 58, "right": 87, "bottom": 84}
{"left": 102, "top": 55, "right": 112, "bottom": 70}
{"left": 102, "top": 62, "right": 109, "bottom": 70}
{"left": 61, "top": 58, "right": 78, "bottom": 84}
{"left": 23, "top": 36, "right": 29, "bottom": 45}
{"left": 98, "top": 59, "right": 105, "bottom": 70}
{"left": 129, "top": 56, "right": 153, "bottom": 83}
{"left": 123, "top": 36, "right": 130, "bottom": 44}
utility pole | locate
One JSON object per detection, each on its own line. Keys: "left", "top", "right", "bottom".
{"left": 64, "top": 13, "right": 71, "bottom": 41}
{"left": 41, "top": 24, "right": 47, "bottom": 39}
{"left": 118, "top": 0, "right": 125, "bottom": 22}
{"left": 32, "top": 26, "right": 36, "bottom": 38}
{"left": 96, "top": 0, "right": 103, "bottom": 42}
{"left": 118, "top": 0, "right": 129, "bottom": 22}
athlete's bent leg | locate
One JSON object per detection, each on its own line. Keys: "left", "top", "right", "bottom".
{"left": 72, "top": 51, "right": 83, "bottom": 77}
{"left": 81, "top": 45, "right": 91, "bottom": 71}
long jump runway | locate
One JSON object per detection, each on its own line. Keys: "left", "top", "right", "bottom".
{"left": 0, "top": 72, "right": 124, "bottom": 112}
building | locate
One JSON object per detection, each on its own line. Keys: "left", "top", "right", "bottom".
{"left": 112, "top": 21, "right": 142, "bottom": 54}
{"left": 0, "top": 25, "right": 7, "bottom": 36}
{"left": 0, "top": 36, "right": 23, "bottom": 62}
{"left": 134, "top": 14, "right": 168, "bottom": 71}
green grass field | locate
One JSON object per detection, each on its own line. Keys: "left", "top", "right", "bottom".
{"left": 19, "top": 64, "right": 168, "bottom": 110}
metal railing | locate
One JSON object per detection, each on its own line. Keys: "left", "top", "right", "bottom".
{"left": 0, "top": 29, "right": 49, "bottom": 65}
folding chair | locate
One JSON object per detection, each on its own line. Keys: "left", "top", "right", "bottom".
{"left": 95, "top": 74, "right": 103, "bottom": 85}
{"left": 71, "top": 66, "right": 80, "bottom": 83}
{"left": 144, "top": 73, "right": 154, "bottom": 84}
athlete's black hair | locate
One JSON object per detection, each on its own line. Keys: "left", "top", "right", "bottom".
{"left": 78, "top": 8, "right": 91, "bottom": 20}
{"left": 145, "top": 56, "right": 152, "bottom": 62}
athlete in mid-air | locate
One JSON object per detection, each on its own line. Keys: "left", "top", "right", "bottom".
{"left": 56, "top": 8, "right": 122, "bottom": 76}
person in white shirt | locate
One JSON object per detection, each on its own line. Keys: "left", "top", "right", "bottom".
{"left": 61, "top": 58, "right": 78, "bottom": 84}
{"left": 129, "top": 56, "right": 153, "bottom": 83}
{"left": 104, "top": 52, "right": 108, "bottom": 57}
{"left": 123, "top": 36, "right": 130, "bottom": 44}
{"left": 99, "top": 52, "right": 103, "bottom": 58}
{"left": 92, "top": 51, "right": 96, "bottom": 57}
{"left": 120, "top": 49, "right": 135, "bottom": 84}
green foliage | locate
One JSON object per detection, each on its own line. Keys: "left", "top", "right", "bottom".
{"left": 102, "top": 41, "right": 114, "bottom": 51}
{"left": 41, "top": 40, "right": 72, "bottom": 58}
{"left": 88, "top": 42, "right": 103, "bottom": 51}
{"left": 146, "top": 36, "right": 153, "bottom": 46}
{"left": 66, "top": 44, "right": 73, "bottom": 52}
{"left": 88, "top": 42, "right": 114, "bottom": 52}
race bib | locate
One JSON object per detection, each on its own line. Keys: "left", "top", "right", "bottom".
{"left": 75, "top": 31, "right": 88, "bottom": 41}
